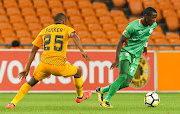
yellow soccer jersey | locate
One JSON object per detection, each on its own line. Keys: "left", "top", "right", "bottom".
{"left": 32, "top": 24, "right": 75, "bottom": 66}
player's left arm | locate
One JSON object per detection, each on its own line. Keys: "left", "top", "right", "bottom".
{"left": 70, "top": 32, "right": 90, "bottom": 61}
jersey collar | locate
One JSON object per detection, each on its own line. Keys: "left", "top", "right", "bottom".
{"left": 139, "top": 19, "right": 142, "bottom": 24}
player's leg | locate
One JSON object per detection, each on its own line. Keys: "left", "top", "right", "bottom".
{"left": 101, "top": 60, "right": 130, "bottom": 108}
{"left": 6, "top": 76, "right": 39, "bottom": 109}
{"left": 59, "top": 63, "right": 92, "bottom": 103}
{"left": 74, "top": 68, "right": 92, "bottom": 103}
{"left": 118, "top": 57, "right": 139, "bottom": 90}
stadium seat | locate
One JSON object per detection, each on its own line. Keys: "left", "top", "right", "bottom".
{"left": 88, "top": 24, "right": 102, "bottom": 31}
{"left": 165, "top": 16, "right": 179, "bottom": 31}
{"left": 143, "top": 0, "right": 158, "bottom": 9}
{"left": 36, "top": 8, "right": 51, "bottom": 16}
{"left": 110, "top": 10, "right": 126, "bottom": 17}
{"left": 24, "top": 15, "right": 39, "bottom": 23}
{"left": 1, "top": 30, "right": 16, "bottom": 38}
{"left": 113, "top": 16, "right": 128, "bottom": 24}
{"left": 76, "top": 31, "right": 92, "bottom": 39}
{"left": 33, "top": 0, "right": 48, "bottom": 8}
{"left": 168, "top": 39, "right": 180, "bottom": 44}
{"left": 4, "top": 37, "right": 18, "bottom": 44}
{"left": 92, "top": 2, "right": 108, "bottom": 9}
{"left": 151, "top": 32, "right": 165, "bottom": 39}
{"left": 48, "top": 0, "right": 63, "bottom": 8}
{"left": 81, "top": 38, "right": 95, "bottom": 44}
{"left": 102, "top": 24, "right": 117, "bottom": 32}
{"left": 155, "top": 8, "right": 162, "bottom": 22}
{"left": 95, "top": 9, "right": 110, "bottom": 17}
{"left": 154, "top": 39, "right": 169, "bottom": 44}
{"left": 99, "top": 16, "right": 113, "bottom": 24}
{"left": 128, "top": 17, "right": 139, "bottom": 22}
{"left": 159, "top": 1, "right": 173, "bottom": 10}
{"left": 28, "top": 23, "right": 43, "bottom": 31}
{"left": 173, "top": 2, "right": 180, "bottom": 10}
{"left": 6, "top": 7, "right": 21, "bottom": 15}
{"left": 117, "top": 24, "right": 128, "bottom": 33}
{"left": 154, "top": 25, "right": 163, "bottom": 33}
{"left": 81, "top": 8, "right": 96, "bottom": 17}
{"left": 73, "top": 24, "right": 88, "bottom": 31}
{"left": 13, "top": 23, "right": 28, "bottom": 30}
{"left": 63, "top": 1, "right": 77, "bottom": 9}
{"left": 66, "top": 8, "right": 81, "bottom": 17}
{"left": 3, "top": 0, "right": 18, "bottom": 8}
{"left": 51, "top": 8, "right": 66, "bottom": 16}
{"left": 16, "top": 30, "right": 31, "bottom": 38}
{"left": 92, "top": 31, "right": 107, "bottom": 39}
{"left": 112, "top": 0, "right": 126, "bottom": 7}
{"left": 158, "top": 46, "right": 174, "bottom": 50}
{"left": 0, "top": 15, "right": 9, "bottom": 23}
{"left": 84, "top": 16, "right": 99, "bottom": 24}
{"left": 166, "top": 32, "right": 180, "bottom": 39}
{"left": 174, "top": 47, "right": 180, "bottom": 50}
{"left": 39, "top": 16, "right": 54, "bottom": 24}
{"left": 18, "top": 0, "right": 33, "bottom": 8}
{"left": 0, "top": 8, "right": 6, "bottom": 15}
{"left": 109, "top": 38, "right": 119, "bottom": 44}
{"left": 19, "top": 37, "right": 33, "bottom": 44}
{"left": 95, "top": 38, "right": 110, "bottom": 44}
{"left": 0, "top": 23, "right": 12, "bottom": 30}
{"left": 31, "top": 30, "right": 41, "bottom": 38}
{"left": 78, "top": 1, "right": 92, "bottom": 9}
{"left": 21, "top": 7, "right": 36, "bottom": 16}
{"left": 148, "top": 39, "right": 155, "bottom": 45}
{"left": 70, "top": 16, "right": 84, "bottom": 24}
{"left": 107, "top": 31, "right": 121, "bottom": 39}
{"left": 152, "top": 46, "right": 159, "bottom": 51}
{"left": 9, "top": 15, "right": 24, "bottom": 23}
{"left": 43, "top": 23, "right": 51, "bottom": 28}
{"left": 128, "top": 0, "right": 143, "bottom": 15}
{"left": 163, "top": 9, "right": 177, "bottom": 18}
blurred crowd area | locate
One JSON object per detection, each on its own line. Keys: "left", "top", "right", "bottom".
{"left": 0, "top": 0, "right": 179, "bottom": 50}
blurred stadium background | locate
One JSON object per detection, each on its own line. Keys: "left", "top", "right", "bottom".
{"left": 0, "top": 0, "right": 179, "bottom": 50}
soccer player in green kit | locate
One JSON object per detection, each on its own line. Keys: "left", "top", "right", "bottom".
{"left": 96, "top": 7, "right": 157, "bottom": 108}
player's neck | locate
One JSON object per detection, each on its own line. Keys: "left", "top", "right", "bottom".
{"left": 141, "top": 18, "right": 149, "bottom": 27}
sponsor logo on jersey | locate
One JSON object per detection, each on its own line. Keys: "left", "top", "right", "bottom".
{"left": 130, "top": 56, "right": 150, "bottom": 88}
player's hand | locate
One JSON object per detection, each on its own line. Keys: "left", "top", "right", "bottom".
{"left": 18, "top": 69, "right": 29, "bottom": 80}
{"left": 110, "top": 61, "right": 119, "bottom": 70}
{"left": 143, "top": 47, "right": 147, "bottom": 55}
{"left": 81, "top": 52, "right": 90, "bottom": 61}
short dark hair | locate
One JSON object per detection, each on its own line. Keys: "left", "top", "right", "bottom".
{"left": 54, "top": 13, "right": 67, "bottom": 22}
{"left": 11, "top": 40, "right": 20, "bottom": 47}
{"left": 143, "top": 7, "right": 157, "bottom": 16}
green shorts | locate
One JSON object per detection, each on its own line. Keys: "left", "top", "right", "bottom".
{"left": 118, "top": 50, "right": 140, "bottom": 80}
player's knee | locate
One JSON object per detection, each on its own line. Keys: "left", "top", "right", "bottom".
{"left": 119, "top": 72, "right": 128, "bottom": 81}
{"left": 74, "top": 68, "right": 82, "bottom": 78}
{"left": 27, "top": 76, "right": 39, "bottom": 87}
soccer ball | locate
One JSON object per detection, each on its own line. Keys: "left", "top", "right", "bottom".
{"left": 144, "top": 92, "right": 160, "bottom": 107}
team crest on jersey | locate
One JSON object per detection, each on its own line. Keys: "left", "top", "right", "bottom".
{"left": 149, "top": 28, "right": 153, "bottom": 34}
{"left": 130, "top": 56, "right": 150, "bottom": 88}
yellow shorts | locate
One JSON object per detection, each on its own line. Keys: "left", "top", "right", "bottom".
{"left": 33, "top": 62, "right": 78, "bottom": 81}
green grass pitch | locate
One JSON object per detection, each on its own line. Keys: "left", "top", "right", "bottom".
{"left": 0, "top": 93, "right": 180, "bottom": 114}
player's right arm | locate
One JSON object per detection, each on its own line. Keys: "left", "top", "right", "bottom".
{"left": 19, "top": 32, "right": 43, "bottom": 80}
{"left": 110, "top": 35, "right": 127, "bottom": 69}
{"left": 110, "top": 23, "right": 134, "bottom": 69}
{"left": 70, "top": 32, "right": 90, "bottom": 61}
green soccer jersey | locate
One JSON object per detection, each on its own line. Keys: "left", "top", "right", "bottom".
{"left": 122, "top": 19, "right": 157, "bottom": 57}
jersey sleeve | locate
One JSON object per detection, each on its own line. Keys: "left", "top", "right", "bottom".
{"left": 67, "top": 27, "right": 76, "bottom": 37}
{"left": 122, "top": 23, "right": 135, "bottom": 38}
{"left": 32, "top": 30, "right": 44, "bottom": 48}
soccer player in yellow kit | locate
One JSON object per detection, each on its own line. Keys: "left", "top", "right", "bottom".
{"left": 6, "top": 13, "right": 91, "bottom": 109}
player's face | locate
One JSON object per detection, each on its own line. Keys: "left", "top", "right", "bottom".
{"left": 147, "top": 12, "right": 157, "bottom": 26}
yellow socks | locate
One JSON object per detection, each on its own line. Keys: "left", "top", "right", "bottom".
{"left": 11, "top": 83, "right": 31, "bottom": 105}
{"left": 74, "top": 76, "right": 83, "bottom": 98}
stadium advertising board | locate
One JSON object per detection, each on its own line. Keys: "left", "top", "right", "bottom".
{"left": 0, "top": 50, "right": 154, "bottom": 92}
